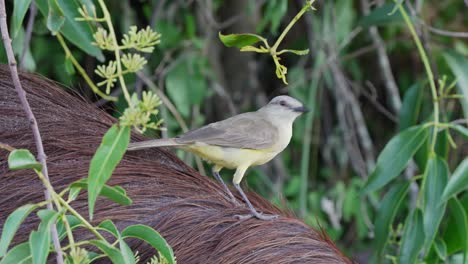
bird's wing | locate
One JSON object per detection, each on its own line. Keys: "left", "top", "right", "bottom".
{"left": 175, "top": 112, "right": 278, "bottom": 149}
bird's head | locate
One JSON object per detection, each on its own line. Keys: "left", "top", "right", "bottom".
{"left": 259, "top": 95, "right": 309, "bottom": 121}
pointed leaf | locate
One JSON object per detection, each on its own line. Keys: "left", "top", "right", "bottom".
{"left": 88, "top": 125, "right": 130, "bottom": 219}
{"left": 56, "top": 215, "right": 82, "bottom": 240}
{"left": 398, "top": 209, "right": 424, "bottom": 264}
{"left": 434, "top": 238, "right": 447, "bottom": 260}
{"left": 362, "top": 125, "right": 428, "bottom": 194}
{"left": 71, "top": 179, "right": 132, "bottom": 206}
{"left": 35, "top": 0, "right": 104, "bottom": 59}
{"left": 0, "top": 242, "right": 30, "bottom": 264}
{"left": 122, "top": 225, "right": 175, "bottom": 264}
{"left": 0, "top": 204, "right": 37, "bottom": 257}
{"left": 119, "top": 240, "right": 136, "bottom": 264}
{"left": 358, "top": 3, "right": 404, "bottom": 28}
{"left": 218, "top": 32, "right": 266, "bottom": 48}
{"left": 279, "top": 49, "right": 310, "bottom": 56}
{"left": 98, "top": 220, "right": 120, "bottom": 238}
{"left": 29, "top": 210, "right": 60, "bottom": 264}
{"left": 46, "top": 0, "right": 65, "bottom": 33}
{"left": 373, "top": 182, "right": 410, "bottom": 261}
{"left": 88, "top": 240, "right": 126, "bottom": 264}
{"left": 422, "top": 156, "right": 449, "bottom": 253}
{"left": 441, "top": 158, "right": 468, "bottom": 201}
{"left": 11, "top": 0, "right": 33, "bottom": 38}
{"left": 399, "top": 83, "right": 423, "bottom": 131}
{"left": 447, "top": 198, "right": 468, "bottom": 262}
{"left": 8, "top": 149, "right": 42, "bottom": 171}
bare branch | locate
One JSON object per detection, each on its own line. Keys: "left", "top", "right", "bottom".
{"left": 360, "top": 0, "right": 401, "bottom": 113}
{"left": 0, "top": 1, "right": 63, "bottom": 262}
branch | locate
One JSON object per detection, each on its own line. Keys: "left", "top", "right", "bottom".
{"left": 360, "top": 0, "right": 401, "bottom": 113}
{"left": 0, "top": 1, "right": 64, "bottom": 263}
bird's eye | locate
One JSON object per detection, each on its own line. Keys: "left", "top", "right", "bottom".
{"left": 279, "top": 100, "right": 286, "bottom": 106}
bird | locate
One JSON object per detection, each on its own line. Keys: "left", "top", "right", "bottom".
{"left": 127, "top": 95, "right": 309, "bottom": 220}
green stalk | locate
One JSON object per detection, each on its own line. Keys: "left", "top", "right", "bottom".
{"left": 56, "top": 34, "right": 117, "bottom": 102}
{"left": 271, "top": 1, "right": 315, "bottom": 52}
{"left": 97, "top": 0, "right": 132, "bottom": 105}
{"left": 36, "top": 171, "right": 77, "bottom": 254}
{"left": 299, "top": 52, "right": 324, "bottom": 217}
{"left": 36, "top": 170, "right": 107, "bottom": 242}
{"left": 397, "top": 3, "right": 439, "bottom": 152}
{"left": 57, "top": 196, "right": 107, "bottom": 241}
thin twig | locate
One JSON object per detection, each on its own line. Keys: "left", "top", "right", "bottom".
{"left": 0, "top": 142, "right": 15, "bottom": 152}
{"left": 56, "top": 33, "right": 117, "bottom": 101}
{"left": 19, "top": 1, "right": 37, "bottom": 69}
{"left": 424, "top": 24, "right": 468, "bottom": 38}
{"left": 136, "top": 71, "right": 189, "bottom": 131}
{"left": 0, "top": 1, "right": 64, "bottom": 263}
{"left": 360, "top": 0, "right": 401, "bottom": 113}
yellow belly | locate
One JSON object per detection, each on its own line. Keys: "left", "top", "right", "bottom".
{"left": 183, "top": 143, "right": 278, "bottom": 169}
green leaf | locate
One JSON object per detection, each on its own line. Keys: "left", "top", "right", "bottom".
{"left": 88, "top": 125, "right": 130, "bottom": 219}
{"left": 441, "top": 158, "right": 468, "bottom": 201}
{"left": 155, "top": 21, "right": 182, "bottom": 50}
{"left": 218, "top": 32, "right": 266, "bottom": 48}
{"left": 373, "top": 182, "right": 410, "bottom": 261}
{"left": 30, "top": 210, "right": 60, "bottom": 264}
{"left": 46, "top": 0, "right": 65, "bottom": 34}
{"left": 256, "top": 0, "right": 287, "bottom": 34}
{"left": 68, "top": 186, "right": 81, "bottom": 201}
{"left": 64, "top": 57, "right": 75, "bottom": 75}
{"left": 56, "top": 215, "right": 82, "bottom": 240}
{"left": 446, "top": 198, "right": 468, "bottom": 262}
{"left": 398, "top": 209, "right": 425, "bottom": 264}
{"left": 279, "top": 49, "right": 310, "bottom": 56}
{"left": 0, "top": 242, "right": 31, "bottom": 264}
{"left": 434, "top": 238, "right": 447, "bottom": 260}
{"left": 444, "top": 52, "right": 468, "bottom": 118}
{"left": 98, "top": 220, "right": 120, "bottom": 238}
{"left": 435, "top": 129, "right": 449, "bottom": 160}
{"left": 35, "top": 0, "right": 104, "bottom": 60}
{"left": 362, "top": 125, "right": 429, "bottom": 194}
{"left": 452, "top": 125, "right": 468, "bottom": 139}
{"left": 119, "top": 240, "right": 136, "bottom": 264}
{"left": 11, "top": 0, "right": 33, "bottom": 38}
{"left": 122, "top": 225, "right": 175, "bottom": 264}
{"left": 71, "top": 179, "right": 132, "bottom": 206}
{"left": 398, "top": 83, "right": 423, "bottom": 131}
{"left": 165, "top": 55, "right": 209, "bottom": 117}
{"left": 8, "top": 149, "right": 42, "bottom": 171}
{"left": 422, "top": 156, "right": 449, "bottom": 253}
{"left": 88, "top": 240, "right": 126, "bottom": 264}
{"left": 0, "top": 204, "right": 37, "bottom": 257}
{"left": 358, "top": 3, "right": 404, "bottom": 28}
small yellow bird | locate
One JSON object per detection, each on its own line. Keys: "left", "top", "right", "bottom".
{"left": 128, "top": 95, "right": 308, "bottom": 220}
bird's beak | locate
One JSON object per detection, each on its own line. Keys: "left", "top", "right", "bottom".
{"left": 293, "top": 106, "right": 309, "bottom": 113}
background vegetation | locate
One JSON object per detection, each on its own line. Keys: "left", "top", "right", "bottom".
{"left": 1, "top": 0, "right": 467, "bottom": 263}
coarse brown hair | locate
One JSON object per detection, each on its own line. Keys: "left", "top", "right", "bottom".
{"left": 0, "top": 64, "right": 352, "bottom": 263}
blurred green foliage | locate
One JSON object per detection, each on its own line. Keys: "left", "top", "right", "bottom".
{"left": 1, "top": 0, "right": 468, "bottom": 263}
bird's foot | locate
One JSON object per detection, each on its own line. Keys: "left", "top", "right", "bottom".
{"left": 234, "top": 211, "right": 278, "bottom": 221}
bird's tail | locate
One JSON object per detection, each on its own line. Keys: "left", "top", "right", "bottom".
{"left": 127, "top": 138, "right": 183, "bottom": 151}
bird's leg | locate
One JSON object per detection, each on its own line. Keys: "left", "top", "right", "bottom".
{"left": 212, "top": 167, "right": 239, "bottom": 205}
{"left": 234, "top": 183, "right": 278, "bottom": 221}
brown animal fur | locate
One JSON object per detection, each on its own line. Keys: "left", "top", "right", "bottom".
{"left": 0, "top": 65, "right": 352, "bottom": 263}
